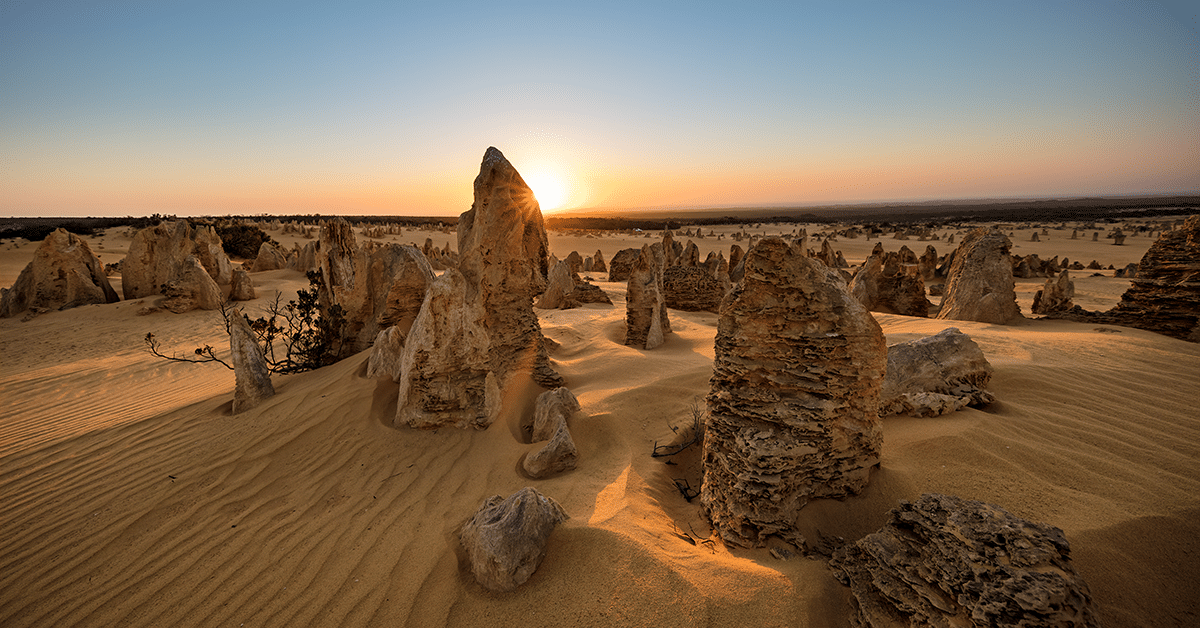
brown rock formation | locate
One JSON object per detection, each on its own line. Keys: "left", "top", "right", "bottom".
{"left": 607, "top": 248, "right": 641, "bottom": 282}
{"left": 831, "top": 493, "right": 1101, "bottom": 628}
{"left": 936, "top": 227, "right": 1022, "bottom": 324}
{"left": 230, "top": 312, "right": 275, "bottom": 414}
{"left": 160, "top": 255, "right": 224, "bottom": 314}
{"left": 531, "top": 387, "right": 581, "bottom": 442}
{"left": 879, "top": 327, "right": 994, "bottom": 417}
{"left": 848, "top": 250, "right": 932, "bottom": 317}
{"left": 1, "top": 228, "right": 119, "bottom": 318}
{"left": 624, "top": 244, "right": 671, "bottom": 350}
{"left": 229, "top": 269, "right": 256, "bottom": 302}
{"left": 122, "top": 220, "right": 233, "bottom": 299}
{"left": 1032, "top": 270, "right": 1075, "bottom": 315}
{"left": 661, "top": 265, "right": 725, "bottom": 312}
{"left": 457, "top": 147, "right": 562, "bottom": 388}
{"left": 535, "top": 260, "right": 579, "bottom": 310}
{"left": 248, "top": 241, "right": 287, "bottom": 272}
{"left": 522, "top": 418, "right": 578, "bottom": 479}
{"left": 460, "top": 487, "right": 568, "bottom": 592}
{"left": 365, "top": 325, "right": 406, "bottom": 380}
{"left": 702, "top": 238, "right": 886, "bottom": 548}
{"left": 394, "top": 269, "right": 499, "bottom": 430}
{"left": 591, "top": 249, "right": 607, "bottom": 273}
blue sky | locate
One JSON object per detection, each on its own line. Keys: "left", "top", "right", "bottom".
{"left": 2, "top": 0, "right": 1196, "bottom": 216}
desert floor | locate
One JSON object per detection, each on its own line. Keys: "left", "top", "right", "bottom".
{"left": 1, "top": 221, "right": 1197, "bottom": 627}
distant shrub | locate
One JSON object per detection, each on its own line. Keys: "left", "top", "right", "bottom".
{"left": 211, "top": 222, "right": 275, "bottom": 259}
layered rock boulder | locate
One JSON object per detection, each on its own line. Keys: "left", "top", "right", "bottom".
{"left": 702, "top": 237, "right": 886, "bottom": 548}
{"left": 831, "top": 493, "right": 1101, "bottom": 628}
{"left": 230, "top": 311, "right": 275, "bottom": 413}
{"left": 535, "top": 260, "right": 578, "bottom": 310}
{"left": 317, "top": 219, "right": 435, "bottom": 354}
{"left": 393, "top": 269, "right": 499, "bottom": 430}
{"left": 460, "top": 487, "right": 568, "bottom": 592}
{"left": 122, "top": 220, "right": 232, "bottom": 300}
{"left": 457, "top": 147, "right": 562, "bottom": 388}
{"left": 523, "top": 417, "right": 578, "bottom": 479}
{"left": 365, "top": 325, "right": 407, "bottom": 380}
{"left": 1, "top": 228, "right": 119, "bottom": 318}
{"left": 229, "top": 268, "right": 256, "bottom": 302}
{"left": 879, "top": 328, "right": 994, "bottom": 417}
{"left": 661, "top": 265, "right": 725, "bottom": 312}
{"left": 160, "top": 255, "right": 224, "bottom": 314}
{"left": 624, "top": 244, "right": 672, "bottom": 349}
{"left": 1032, "top": 270, "right": 1075, "bottom": 315}
{"left": 607, "top": 248, "right": 641, "bottom": 282}
{"left": 1047, "top": 217, "right": 1200, "bottom": 341}
{"left": 591, "top": 249, "right": 607, "bottom": 273}
{"left": 848, "top": 248, "right": 932, "bottom": 317}
{"left": 248, "top": 241, "right": 288, "bottom": 272}
{"left": 936, "top": 227, "right": 1022, "bottom": 324}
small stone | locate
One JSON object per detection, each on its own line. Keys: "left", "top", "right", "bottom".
{"left": 460, "top": 487, "right": 568, "bottom": 592}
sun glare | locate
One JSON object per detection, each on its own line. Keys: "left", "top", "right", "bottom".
{"left": 523, "top": 168, "right": 569, "bottom": 212}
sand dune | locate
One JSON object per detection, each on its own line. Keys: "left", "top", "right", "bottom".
{"left": 1, "top": 223, "right": 1197, "bottom": 627}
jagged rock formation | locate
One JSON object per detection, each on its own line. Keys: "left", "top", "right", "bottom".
{"left": 607, "top": 248, "right": 641, "bottom": 282}
{"left": 1114, "top": 262, "right": 1139, "bottom": 278}
{"left": 393, "top": 269, "right": 500, "bottom": 430}
{"left": 681, "top": 240, "right": 700, "bottom": 267}
{"left": 287, "top": 241, "right": 318, "bottom": 273}
{"left": 1032, "top": 270, "right": 1075, "bottom": 315}
{"left": 317, "top": 219, "right": 435, "bottom": 354}
{"left": 1, "top": 228, "right": 119, "bottom": 318}
{"left": 879, "top": 328, "right": 994, "bottom": 417}
{"left": 591, "top": 249, "right": 607, "bottom": 273}
{"left": 848, "top": 248, "right": 932, "bottom": 317}
{"left": 457, "top": 147, "right": 562, "bottom": 388}
{"left": 160, "top": 255, "right": 224, "bottom": 314}
{"left": 366, "top": 325, "right": 406, "bottom": 380}
{"left": 702, "top": 237, "right": 886, "bottom": 548}
{"left": 831, "top": 493, "right": 1101, "bottom": 628}
{"left": 230, "top": 312, "right": 275, "bottom": 413}
{"left": 229, "top": 269, "right": 256, "bottom": 302}
{"left": 523, "top": 417, "right": 578, "bottom": 478}
{"left": 564, "top": 251, "right": 584, "bottom": 275}
{"left": 624, "top": 244, "right": 672, "bottom": 349}
{"left": 1049, "top": 216, "right": 1200, "bottom": 341}
{"left": 248, "top": 241, "right": 288, "bottom": 271}
{"left": 918, "top": 245, "right": 938, "bottom": 281}
{"left": 535, "top": 260, "right": 578, "bottom": 310}
{"left": 531, "top": 387, "right": 581, "bottom": 441}
{"left": 661, "top": 265, "right": 725, "bottom": 312}
{"left": 122, "top": 220, "right": 232, "bottom": 300}
{"left": 936, "top": 228, "right": 1022, "bottom": 324}
{"left": 460, "top": 487, "right": 568, "bottom": 592}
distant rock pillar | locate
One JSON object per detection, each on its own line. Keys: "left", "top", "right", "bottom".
{"left": 230, "top": 312, "right": 275, "bottom": 413}
{"left": 701, "top": 237, "right": 886, "bottom": 548}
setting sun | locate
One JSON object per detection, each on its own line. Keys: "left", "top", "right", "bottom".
{"left": 522, "top": 168, "right": 569, "bottom": 212}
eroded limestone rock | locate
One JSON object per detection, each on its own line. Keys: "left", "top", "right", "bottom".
{"left": 122, "top": 220, "right": 232, "bottom": 299}
{"left": 523, "top": 419, "right": 578, "bottom": 479}
{"left": 248, "top": 241, "right": 288, "bottom": 272}
{"left": 624, "top": 244, "right": 671, "bottom": 349}
{"left": 1032, "top": 270, "right": 1075, "bottom": 315}
{"left": 229, "top": 268, "right": 256, "bottom": 302}
{"left": 531, "top": 387, "right": 581, "bottom": 442}
{"left": 0, "top": 228, "right": 119, "bottom": 318}
{"left": 607, "top": 248, "right": 641, "bottom": 282}
{"left": 879, "top": 328, "right": 994, "bottom": 417}
{"left": 702, "top": 237, "right": 886, "bottom": 548}
{"left": 394, "top": 269, "right": 499, "bottom": 430}
{"left": 366, "top": 325, "right": 406, "bottom": 380}
{"left": 457, "top": 147, "right": 562, "bottom": 388}
{"left": 831, "top": 493, "right": 1101, "bottom": 628}
{"left": 230, "top": 312, "right": 274, "bottom": 413}
{"left": 460, "top": 487, "right": 568, "bottom": 592}
{"left": 160, "top": 255, "right": 224, "bottom": 314}
{"left": 936, "top": 227, "right": 1022, "bottom": 324}
{"left": 661, "top": 265, "right": 724, "bottom": 312}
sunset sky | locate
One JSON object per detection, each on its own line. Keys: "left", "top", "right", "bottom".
{"left": 2, "top": 1, "right": 1197, "bottom": 217}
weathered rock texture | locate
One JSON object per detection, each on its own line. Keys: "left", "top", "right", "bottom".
{"left": 365, "top": 325, "right": 406, "bottom": 380}
{"left": 607, "top": 248, "right": 642, "bottom": 282}
{"left": 522, "top": 419, "right": 578, "bottom": 479}
{"left": 624, "top": 244, "right": 672, "bottom": 349}
{"left": 1048, "top": 216, "right": 1200, "bottom": 341}
{"left": 317, "top": 219, "right": 435, "bottom": 353}
{"left": 535, "top": 260, "right": 578, "bottom": 310}
{"left": 591, "top": 249, "right": 607, "bottom": 273}
{"left": 661, "top": 265, "right": 725, "bottom": 312}
{"left": 936, "top": 228, "right": 1022, "bottom": 324}
{"left": 393, "top": 269, "right": 499, "bottom": 430}
{"left": 122, "top": 220, "right": 232, "bottom": 300}
{"left": 831, "top": 493, "right": 1101, "bottom": 628}
{"left": 531, "top": 387, "right": 581, "bottom": 442}
{"left": 457, "top": 147, "right": 562, "bottom": 388}
{"left": 1, "top": 228, "right": 119, "bottom": 318}
{"left": 460, "top": 487, "right": 568, "bottom": 592}
{"left": 248, "top": 241, "right": 288, "bottom": 271}
{"left": 848, "top": 249, "right": 932, "bottom": 317}
{"left": 1031, "top": 270, "right": 1075, "bottom": 315}
{"left": 702, "top": 237, "right": 886, "bottom": 548}
{"left": 879, "top": 328, "right": 994, "bottom": 417}
{"left": 160, "top": 255, "right": 224, "bottom": 314}
{"left": 229, "top": 269, "right": 256, "bottom": 302}
{"left": 230, "top": 312, "right": 275, "bottom": 413}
